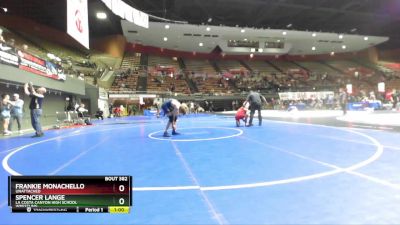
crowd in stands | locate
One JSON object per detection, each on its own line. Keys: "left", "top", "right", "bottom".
{"left": 110, "top": 68, "right": 140, "bottom": 92}
{"left": 187, "top": 72, "right": 235, "bottom": 95}
{"left": 0, "top": 27, "right": 104, "bottom": 83}
{"left": 267, "top": 88, "right": 399, "bottom": 112}
{"left": 108, "top": 57, "right": 400, "bottom": 111}
{"left": 183, "top": 67, "right": 343, "bottom": 95}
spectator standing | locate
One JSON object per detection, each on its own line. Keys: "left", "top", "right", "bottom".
{"left": 9, "top": 93, "right": 24, "bottom": 134}
{"left": 119, "top": 105, "right": 125, "bottom": 116}
{"left": 189, "top": 101, "right": 194, "bottom": 114}
{"left": 1, "top": 94, "right": 14, "bottom": 136}
{"left": 131, "top": 104, "right": 137, "bottom": 116}
{"left": 209, "top": 101, "right": 214, "bottom": 112}
{"left": 392, "top": 89, "right": 399, "bottom": 111}
{"left": 339, "top": 87, "right": 348, "bottom": 115}
{"left": 113, "top": 106, "right": 121, "bottom": 117}
{"left": 153, "top": 98, "right": 162, "bottom": 118}
{"left": 24, "top": 82, "right": 46, "bottom": 137}
{"left": 108, "top": 104, "right": 113, "bottom": 118}
{"left": 204, "top": 100, "right": 209, "bottom": 112}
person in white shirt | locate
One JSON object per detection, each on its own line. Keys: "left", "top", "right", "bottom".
{"left": 189, "top": 101, "right": 194, "bottom": 114}
{"left": 76, "top": 103, "right": 88, "bottom": 118}
{"left": 9, "top": 93, "right": 24, "bottom": 134}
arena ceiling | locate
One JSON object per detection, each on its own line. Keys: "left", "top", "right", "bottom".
{"left": 1, "top": 0, "right": 400, "bottom": 50}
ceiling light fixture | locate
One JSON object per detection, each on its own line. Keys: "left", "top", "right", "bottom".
{"left": 282, "top": 31, "right": 287, "bottom": 35}
{"left": 258, "top": 48, "right": 263, "bottom": 52}
{"left": 206, "top": 27, "right": 210, "bottom": 31}
{"left": 163, "top": 37, "right": 168, "bottom": 41}
{"left": 339, "top": 34, "right": 344, "bottom": 39}
{"left": 241, "top": 29, "right": 245, "bottom": 33}
{"left": 364, "top": 36, "right": 369, "bottom": 41}
{"left": 250, "top": 48, "right": 255, "bottom": 53}
{"left": 312, "top": 46, "right": 316, "bottom": 51}
{"left": 330, "top": 52, "right": 335, "bottom": 56}
{"left": 342, "top": 45, "right": 346, "bottom": 49}
{"left": 312, "top": 32, "right": 316, "bottom": 37}
{"left": 165, "top": 24, "right": 170, "bottom": 29}
{"left": 199, "top": 42, "right": 203, "bottom": 47}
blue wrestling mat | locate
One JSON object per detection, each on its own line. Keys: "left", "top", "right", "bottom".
{"left": 1, "top": 114, "right": 400, "bottom": 224}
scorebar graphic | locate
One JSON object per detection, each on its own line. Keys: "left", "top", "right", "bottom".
{"left": 8, "top": 176, "right": 132, "bottom": 213}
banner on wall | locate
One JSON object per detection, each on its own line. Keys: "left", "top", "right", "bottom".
{"left": 67, "top": 0, "right": 89, "bottom": 49}
{"left": 46, "top": 61, "right": 66, "bottom": 81}
{"left": 0, "top": 44, "right": 66, "bottom": 81}
{"left": 0, "top": 43, "right": 19, "bottom": 67}
{"left": 18, "top": 50, "right": 48, "bottom": 76}
{"left": 278, "top": 91, "right": 334, "bottom": 101}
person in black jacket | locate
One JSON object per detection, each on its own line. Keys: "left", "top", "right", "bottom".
{"left": 246, "top": 91, "right": 267, "bottom": 126}
{"left": 339, "top": 87, "right": 348, "bottom": 115}
{"left": 95, "top": 108, "right": 104, "bottom": 120}
{"left": 24, "top": 82, "right": 46, "bottom": 137}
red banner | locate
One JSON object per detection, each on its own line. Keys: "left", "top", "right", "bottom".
{"left": 18, "top": 50, "right": 48, "bottom": 77}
